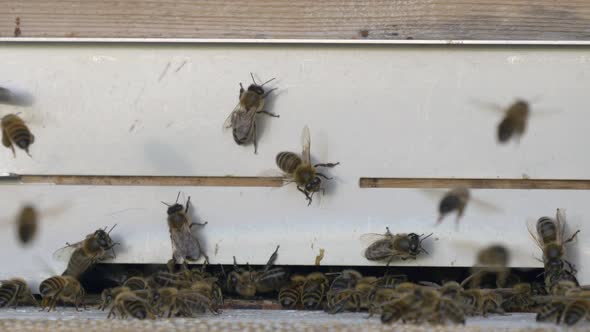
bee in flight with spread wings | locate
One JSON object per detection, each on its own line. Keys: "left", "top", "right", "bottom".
{"left": 53, "top": 225, "right": 119, "bottom": 279}
{"left": 224, "top": 73, "right": 279, "bottom": 154}
{"left": 276, "top": 126, "right": 339, "bottom": 206}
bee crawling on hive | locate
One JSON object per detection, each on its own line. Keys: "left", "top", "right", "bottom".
{"left": 0, "top": 278, "right": 37, "bottom": 308}
{"left": 162, "top": 192, "right": 208, "bottom": 272}
{"left": 39, "top": 275, "right": 85, "bottom": 312}
{"left": 361, "top": 227, "right": 432, "bottom": 265}
{"left": 224, "top": 73, "right": 279, "bottom": 154}
{"left": 276, "top": 126, "right": 339, "bottom": 206}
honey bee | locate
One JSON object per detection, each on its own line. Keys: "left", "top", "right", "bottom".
{"left": 107, "top": 291, "right": 155, "bottom": 319}
{"left": 462, "top": 244, "right": 510, "bottom": 288}
{"left": 224, "top": 73, "right": 279, "bottom": 154}
{"left": 39, "top": 275, "right": 85, "bottom": 312}
{"left": 325, "top": 270, "right": 363, "bottom": 314}
{"left": 278, "top": 274, "right": 305, "bottom": 309}
{"left": 380, "top": 289, "right": 422, "bottom": 324}
{"left": 497, "top": 99, "right": 529, "bottom": 143}
{"left": 189, "top": 278, "right": 223, "bottom": 314}
{"left": 528, "top": 209, "right": 580, "bottom": 291}
{"left": 152, "top": 287, "right": 179, "bottom": 317}
{"left": 1, "top": 113, "right": 34, "bottom": 157}
{"left": 226, "top": 245, "right": 288, "bottom": 298}
{"left": 123, "top": 276, "right": 150, "bottom": 291}
{"left": 162, "top": 193, "right": 208, "bottom": 270}
{"left": 497, "top": 283, "right": 534, "bottom": 312}
{"left": 16, "top": 205, "right": 37, "bottom": 245}
{"left": 99, "top": 286, "right": 131, "bottom": 310}
{"left": 460, "top": 288, "right": 504, "bottom": 316}
{"left": 561, "top": 299, "right": 590, "bottom": 326}
{"left": 176, "top": 288, "right": 219, "bottom": 317}
{"left": 436, "top": 187, "right": 470, "bottom": 226}
{"left": 55, "top": 225, "right": 119, "bottom": 279}
{"left": 301, "top": 272, "right": 329, "bottom": 310}
{"left": 0, "top": 278, "right": 37, "bottom": 308}
{"left": 362, "top": 227, "right": 432, "bottom": 265}
{"left": 276, "top": 126, "right": 339, "bottom": 206}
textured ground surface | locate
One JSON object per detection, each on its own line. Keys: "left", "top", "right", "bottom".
{"left": 0, "top": 309, "right": 584, "bottom": 332}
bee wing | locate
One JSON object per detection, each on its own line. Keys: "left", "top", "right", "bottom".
{"left": 470, "top": 196, "right": 502, "bottom": 214}
{"left": 526, "top": 219, "right": 544, "bottom": 250}
{"left": 170, "top": 223, "right": 201, "bottom": 261}
{"left": 359, "top": 233, "right": 387, "bottom": 246}
{"left": 556, "top": 208, "right": 566, "bottom": 245}
{"left": 222, "top": 103, "right": 242, "bottom": 130}
{"left": 301, "top": 125, "right": 311, "bottom": 165}
{"left": 52, "top": 241, "right": 82, "bottom": 262}
{"left": 469, "top": 98, "right": 505, "bottom": 114}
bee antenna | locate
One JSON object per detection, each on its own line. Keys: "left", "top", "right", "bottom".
{"left": 161, "top": 201, "right": 171, "bottom": 207}
{"left": 260, "top": 77, "right": 276, "bottom": 87}
{"left": 420, "top": 233, "right": 434, "bottom": 243}
{"left": 107, "top": 224, "right": 117, "bottom": 235}
{"left": 250, "top": 72, "right": 257, "bottom": 85}
{"left": 175, "top": 191, "right": 181, "bottom": 204}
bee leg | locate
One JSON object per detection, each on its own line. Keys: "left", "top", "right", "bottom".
{"left": 253, "top": 122, "right": 258, "bottom": 154}
{"left": 314, "top": 162, "right": 340, "bottom": 168}
{"left": 263, "top": 245, "right": 280, "bottom": 272}
{"left": 564, "top": 230, "right": 581, "bottom": 244}
{"left": 316, "top": 173, "right": 332, "bottom": 180}
{"left": 190, "top": 221, "right": 208, "bottom": 228}
{"left": 262, "top": 88, "right": 277, "bottom": 98}
{"left": 297, "top": 186, "right": 313, "bottom": 206}
{"left": 257, "top": 110, "right": 280, "bottom": 118}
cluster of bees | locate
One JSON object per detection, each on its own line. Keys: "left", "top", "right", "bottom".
{"left": 0, "top": 75, "right": 586, "bottom": 327}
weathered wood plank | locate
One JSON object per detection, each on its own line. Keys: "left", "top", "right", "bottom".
{"left": 1, "top": 1, "right": 589, "bottom": 40}
{"left": 359, "top": 178, "right": 590, "bottom": 190}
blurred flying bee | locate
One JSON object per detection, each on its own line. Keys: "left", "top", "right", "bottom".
{"left": 39, "top": 275, "right": 85, "bottom": 312}
{"left": 302, "top": 272, "right": 329, "bottom": 310}
{"left": 461, "top": 244, "right": 510, "bottom": 289}
{"left": 362, "top": 227, "right": 432, "bottom": 265}
{"left": 1, "top": 113, "right": 34, "bottom": 157}
{"left": 162, "top": 193, "right": 208, "bottom": 271}
{"left": 54, "top": 225, "right": 119, "bottom": 279}
{"left": 0, "top": 278, "right": 37, "bottom": 308}
{"left": 107, "top": 291, "right": 155, "bottom": 319}
{"left": 436, "top": 187, "right": 470, "bottom": 226}
{"left": 16, "top": 205, "right": 37, "bottom": 245}
{"left": 528, "top": 209, "right": 580, "bottom": 291}
{"left": 0, "top": 87, "right": 12, "bottom": 103}
{"left": 226, "top": 245, "right": 288, "bottom": 298}
{"left": 224, "top": 73, "right": 279, "bottom": 154}
{"left": 497, "top": 99, "right": 530, "bottom": 144}
{"left": 278, "top": 274, "right": 305, "bottom": 309}
{"left": 276, "top": 126, "right": 339, "bottom": 206}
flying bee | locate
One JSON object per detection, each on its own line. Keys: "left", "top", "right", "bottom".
{"left": 497, "top": 99, "right": 530, "bottom": 143}
{"left": 162, "top": 193, "right": 208, "bottom": 271}
{"left": 436, "top": 187, "right": 470, "bottom": 226}
{"left": 276, "top": 126, "right": 339, "bottom": 206}
{"left": 301, "top": 272, "right": 329, "bottom": 310}
{"left": 226, "top": 245, "right": 288, "bottom": 298}
{"left": 16, "top": 205, "right": 37, "bottom": 245}
{"left": 123, "top": 276, "right": 150, "bottom": 291}
{"left": 1, "top": 113, "right": 34, "bottom": 157}
{"left": 0, "top": 87, "right": 12, "bottom": 103}
{"left": 107, "top": 291, "right": 155, "bottom": 320}
{"left": 39, "top": 275, "right": 85, "bottom": 312}
{"left": 0, "top": 278, "right": 37, "bottom": 308}
{"left": 528, "top": 209, "right": 580, "bottom": 291}
{"left": 361, "top": 227, "right": 432, "bottom": 265}
{"left": 461, "top": 244, "right": 510, "bottom": 289}
{"left": 54, "top": 224, "right": 119, "bottom": 279}
{"left": 278, "top": 274, "right": 305, "bottom": 309}
{"left": 224, "top": 73, "right": 279, "bottom": 154}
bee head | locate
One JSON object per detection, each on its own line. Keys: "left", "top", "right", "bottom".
{"left": 166, "top": 203, "right": 184, "bottom": 215}
{"left": 305, "top": 177, "right": 322, "bottom": 193}
{"left": 408, "top": 232, "right": 432, "bottom": 255}
{"left": 94, "top": 229, "right": 113, "bottom": 249}
{"left": 247, "top": 84, "right": 265, "bottom": 96}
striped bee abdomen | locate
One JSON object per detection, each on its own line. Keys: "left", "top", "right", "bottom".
{"left": 276, "top": 152, "right": 302, "bottom": 174}
{"left": 39, "top": 276, "right": 66, "bottom": 297}
{"left": 1, "top": 114, "right": 34, "bottom": 152}
{"left": 278, "top": 284, "right": 300, "bottom": 309}
{"left": 0, "top": 283, "right": 18, "bottom": 307}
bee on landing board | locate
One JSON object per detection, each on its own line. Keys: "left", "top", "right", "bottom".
{"left": 224, "top": 73, "right": 279, "bottom": 154}
{"left": 1, "top": 113, "right": 34, "bottom": 157}
{"left": 276, "top": 126, "right": 339, "bottom": 206}
{"left": 162, "top": 192, "right": 208, "bottom": 272}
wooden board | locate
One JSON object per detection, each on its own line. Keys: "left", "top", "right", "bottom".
{"left": 0, "top": 1, "right": 590, "bottom": 40}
